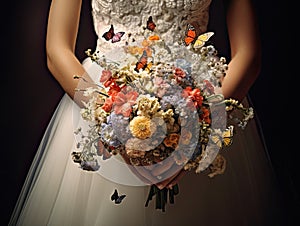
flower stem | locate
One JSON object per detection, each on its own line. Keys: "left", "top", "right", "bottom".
{"left": 145, "top": 184, "right": 179, "bottom": 212}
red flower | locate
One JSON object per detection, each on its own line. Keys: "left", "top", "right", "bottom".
{"left": 108, "top": 83, "right": 121, "bottom": 101}
{"left": 182, "top": 86, "right": 203, "bottom": 108}
{"left": 200, "top": 107, "right": 211, "bottom": 124}
{"left": 173, "top": 67, "right": 186, "bottom": 83}
{"left": 113, "top": 91, "right": 139, "bottom": 117}
{"left": 102, "top": 97, "right": 114, "bottom": 112}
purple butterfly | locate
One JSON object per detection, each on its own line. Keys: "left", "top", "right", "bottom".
{"left": 102, "top": 25, "right": 125, "bottom": 43}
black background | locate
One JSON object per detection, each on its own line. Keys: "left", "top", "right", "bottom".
{"left": 1, "top": 0, "right": 296, "bottom": 225}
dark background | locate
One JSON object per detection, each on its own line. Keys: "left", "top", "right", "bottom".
{"left": 1, "top": 0, "right": 296, "bottom": 225}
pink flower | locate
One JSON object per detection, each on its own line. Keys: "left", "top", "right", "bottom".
{"left": 100, "top": 70, "right": 112, "bottom": 83}
{"left": 113, "top": 91, "right": 139, "bottom": 117}
{"left": 100, "top": 70, "right": 114, "bottom": 87}
{"left": 153, "top": 77, "right": 170, "bottom": 98}
{"left": 203, "top": 79, "right": 215, "bottom": 95}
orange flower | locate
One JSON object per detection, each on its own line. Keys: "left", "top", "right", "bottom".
{"left": 100, "top": 77, "right": 116, "bottom": 88}
{"left": 107, "top": 83, "right": 121, "bottom": 101}
{"left": 129, "top": 116, "right": 153, "bottom": 139}
{"left": 200, "top": 107, "right": 211, "bottom": 124}
{"left": 182, "top": 86, "right": 203, "bottom": 108}
{"left": 102, "top": 97, "right": 113, "bottom": 112}
{"left": 141, "top": 39, "right": 150, "bottom": 47}
{"left": 113, "top": 91, "right": 139, "bottom": 117}
{"left": 148, "top": 35, "right": 160, "bottom": 41}
{"left": 126, "top": 46, "right": 144, "bottom": 55}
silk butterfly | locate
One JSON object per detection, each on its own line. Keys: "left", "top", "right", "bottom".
{"left": 146, "top": 16, "right": 156, "bottom": 31}
{"left": 193, "top": 32, "right": 214, "bottom": 49}
{"left": 184, "top": 24, "right": 197, "bottom": 46}
{"left": 111, "top": 189, "right": 126, "bottom": 204}
{"left": 184, "top": 24, "right": 214, "bottom": 49}
{"left": 134, "top": 50, "right": 151, "bottom": 72}
{"left": 102, "top": 24, "right": 125, "bottom": 43}
{"left": 211, "top": 125, "right": 234, "bottom": 148}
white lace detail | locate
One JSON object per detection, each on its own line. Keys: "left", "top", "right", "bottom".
{"left": 91, "top": 0, "right": 212, "bottom": 52}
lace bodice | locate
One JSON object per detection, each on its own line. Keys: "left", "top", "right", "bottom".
{"left": 91, "top": 0, "right": 212, "bottom": 52}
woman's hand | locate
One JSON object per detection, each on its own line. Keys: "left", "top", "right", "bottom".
{"left": 156, "top": 169, "right": 187, "bottom": 189}
{"left": 120, "top": 151, "right": 188, "bottom": 189}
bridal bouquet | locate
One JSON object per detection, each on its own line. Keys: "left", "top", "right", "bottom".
{"left": 71, "top": 17, "right": 254, "bottom": 211}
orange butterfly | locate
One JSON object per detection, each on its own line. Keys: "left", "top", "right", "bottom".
{"left": 135, "top": 50, "right": 151, "bottom": 72}
{"left": 146, "top": 16, "right": 156, "bottom": 31}
{"left": 184, "top": 24, "right": 197, "bottom": 46}
{"left": 184, "top": 24, "right": 214, "bottom": 49}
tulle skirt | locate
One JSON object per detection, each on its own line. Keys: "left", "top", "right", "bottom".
{"left": 9, "top": 58, "right": 283, "bottom": 226}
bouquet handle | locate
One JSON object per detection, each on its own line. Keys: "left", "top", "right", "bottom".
{"left": 145, "top": 184, "right": 179, "bottom": 212}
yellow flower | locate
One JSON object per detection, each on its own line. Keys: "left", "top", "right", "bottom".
{"left": 129, "top": 116, "right": 154, "bottom": 139}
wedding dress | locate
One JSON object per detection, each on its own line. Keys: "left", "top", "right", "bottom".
{"left": 9, "top": 0, "right": 283, "bottom": 225}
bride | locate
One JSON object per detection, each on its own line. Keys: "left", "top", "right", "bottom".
{"left": 9, "top": 0, "right": 283, "bottom": 225}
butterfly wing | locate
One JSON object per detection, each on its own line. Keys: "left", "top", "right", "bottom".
{"left": 111, "top": 189, "right": 126, "bottom": 204}
{"left": 144, "top": 61, "right": 153, "bottom": 73}
{"left": 134, "top": 50, "right": 148, "bottom": 72}
{"left": 184, "top": 24, "right": 197, "bottom": 46}
{"left": 193, "top": 32, "right": 214, "bottom": 49}
{"left": 222, "top": 125, "right": 234, "bottom": 147}
{"left": 111, "top": 189, "right": 118, "bottom": 201}
{"left": 211, "top": 134, "right": 223, "bottom": 148}
{"left": 146, "top": 16, "right": 156, "bottom": 31}
{"left": 112, "top": 31, "right": 125, "bottom": 43}
{"left": 102, "top": 25, "right": 115, "bottom": 41}
{"left": 115, "top": 194, "right": 126, "bottom": 204}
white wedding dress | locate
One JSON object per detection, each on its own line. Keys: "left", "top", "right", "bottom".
{"left": 9, "top": 0, "right": 283, "bottom": 225}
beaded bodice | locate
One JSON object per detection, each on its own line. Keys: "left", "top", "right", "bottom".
{"left": 91, "top": 0, "right": 212, "bottom": 52}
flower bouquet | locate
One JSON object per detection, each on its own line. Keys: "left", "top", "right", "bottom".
{"left": 71, "top": 17, "right": 254, "bottom": 211}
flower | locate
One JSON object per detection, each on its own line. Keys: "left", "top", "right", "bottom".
{"left": 163, "top": 133, "right": 180, "bottom": 149}
{"left": 102, "top": 97, "right": 114, "bottom": 112}
{"left": 129, "top": 116, "right": 154, "bottom": 139}
{"left": 113, "top": 90, "right": 138, "bottom": 117}
{"left": 182, "top": 86, "right": 203, "bottom": 108}
{"left": 72, "top": 17, "right": 255, "bottom": 212}
{"left": 100, "top": 69, "right": 112, "bottom": 84}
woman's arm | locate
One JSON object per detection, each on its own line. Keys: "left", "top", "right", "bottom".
{"left": 221, "top": 0, "right": 261, "bottom": 101}
{"left": 162, "top": 0, "right": 262, "bottom": 189}
{"left": 46, "top": 0, "right": 86, "bottom": 99}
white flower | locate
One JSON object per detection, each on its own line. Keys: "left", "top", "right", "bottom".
{"left": 83, "top": 87, "right": 97, "bottom": 97}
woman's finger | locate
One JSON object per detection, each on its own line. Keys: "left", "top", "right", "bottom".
{"left": 166, "top": 170, "right": 188, "bottom": 189}
{"left": 134, "top": 165, "right": 161, "bottom": 184}
{"left": 151, "top": 157, "right": 175, "bottom": 177}
{"left": 155, "top": 167, "right": 183, "bottom": 190}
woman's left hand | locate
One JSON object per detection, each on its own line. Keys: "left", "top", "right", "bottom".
{"left": 155, "top": 168, "right": 188, "bottom": 189}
